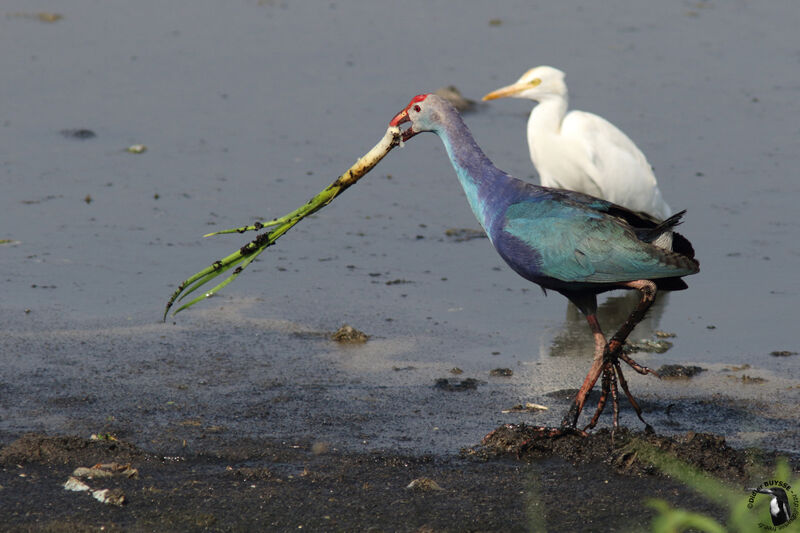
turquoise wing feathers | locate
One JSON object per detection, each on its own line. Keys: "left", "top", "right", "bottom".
{"left": 500, "top": 200, "right": 694, "bottom": 284}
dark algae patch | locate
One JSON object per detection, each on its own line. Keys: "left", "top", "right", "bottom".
{"left": 476, "top": 426, "right": 762, "bottom": 479}
{"left": 657, "top": 364, "right": 706, "bottom": 379}
{"left": 434, "top": 377, "right": 481, "bottom": 391}
{"left": 0, "top": 433, "right": 151, "bottom": 465}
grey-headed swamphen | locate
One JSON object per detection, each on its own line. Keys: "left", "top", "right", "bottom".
{"left": 390, "top": 94, "right": 698, "bottom": 434}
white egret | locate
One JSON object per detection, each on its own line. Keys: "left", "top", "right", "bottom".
{"left": 483, "top": 66, "right": 672, "bottom": 221}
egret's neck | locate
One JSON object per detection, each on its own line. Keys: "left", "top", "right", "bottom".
{"left": 434, "top": 115, "right": 514, "bottom": 232}
{"left": 528, "top": 94, "right": 568, "bottom": 134}
{"left": 526, "top": 94, "right": 568, "bottom": 171}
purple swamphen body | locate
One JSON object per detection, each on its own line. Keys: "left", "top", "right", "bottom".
{"left": 390, "top": 94, "right": 699, "bottom": 432}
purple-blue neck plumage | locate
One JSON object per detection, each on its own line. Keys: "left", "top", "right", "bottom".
{"left": 394, "top": 93, "right": 698, "bottom": 288}
{"left": 422, "top": 96, "right": 527, "bottom": 237}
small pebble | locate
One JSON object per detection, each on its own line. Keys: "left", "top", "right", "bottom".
{"left": 63, "top": 477, "right": 90, "bottom": 492}
{"left": 92, "top": 488, "right": 126, "bottom": 506}
{"left": 406, "top": 477, "right": 444, "bottom": 492}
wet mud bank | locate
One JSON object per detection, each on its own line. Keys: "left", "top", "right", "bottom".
{"left": 0, "top": 429, "right": 790, "bottom": 532}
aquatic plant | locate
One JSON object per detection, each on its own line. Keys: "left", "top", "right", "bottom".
{"left": 163, "top": 127, "right": 401, "bottom": 318}
{"left": 637, "top": 444, "right": 799, "bottom": 533}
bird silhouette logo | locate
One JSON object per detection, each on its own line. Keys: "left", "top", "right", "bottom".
{"left": 748, "top": 481, "right": 798, "bottom": 529}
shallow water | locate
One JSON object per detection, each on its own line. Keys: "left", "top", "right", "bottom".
{"left": 1, "top": 1, "right": 798, "bottom": 456}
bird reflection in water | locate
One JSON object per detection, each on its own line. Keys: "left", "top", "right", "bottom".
{"left": 547, "top": 292, "right": 671, "bottom": 359}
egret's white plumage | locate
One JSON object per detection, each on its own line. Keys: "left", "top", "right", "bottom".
{"left": 483, "top": 66, "right": 672, "bottom": 221}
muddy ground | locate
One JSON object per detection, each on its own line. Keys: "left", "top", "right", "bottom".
{"left": 0, "top": 428, "right": 789, "bottom": 532}
{"left": 2, "top": 1, "right": 799, "bottom": 531}
{"left": 1, "top": 313, "right": 797, "bottom": 531}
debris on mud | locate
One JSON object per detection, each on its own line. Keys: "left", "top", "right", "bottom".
{"left": 728, "top": 374, "right": 767, "bottom": 384}
{"left": 331, "top": 324, "right": 369, "bottom": 344}
{"left": 73, "top": 462, "right": 139, "bottom": 480}
{"left": 489, "top": 368, "right": 513, "bottom": 377}
{"left": 2, "top": 435, "right": 145, "bottom": 510}
{"left": 624, "top": 338, "right": 673, "bottom": 354}
{"left": 501, "top": 402, "right": 548, "bottom": 413}
{"left": 472, "top": 426, "right": 761, "bottom": 480}
{"left": 8, "top": 11, "right": 63, "bottom": 23}
{"left": 722, "top": 364, "right": 754, "bottom": 372}
{"left": 434, "top": 377, "right": 481, "bottom": 391}
{"left": 654, "top": 331, "right": 677, "bottom": 338}
{"left": 91, "top": 488, "right": 127, "bottom": 506}
{"left": 444, "top": 228, "right": 487, "bottom": 242}
{"left": 406, "top": 477, "right": 445, "bottom": 492}
{"left": 770, "top": 350, "right": 797, "bottom": 357}
{"left": 60, "top": 128, "right": 96, "bottom": 139}
{"left": 657, "top": 364, "right": 705, "bottom": 379}
{"left": 72, "top": 466, "right": 113, "bottom": 479}
{"left": 60, "top": 458, "right": 140, "bottom": 507}
{"left": 126, "top": 144, "right": 147, "bottom": 154}
{"left": 63, "top": 476, "right": 91, "bottom": 492}
{"left": 64, "top": 475, "right": 128, "bottom": 506}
